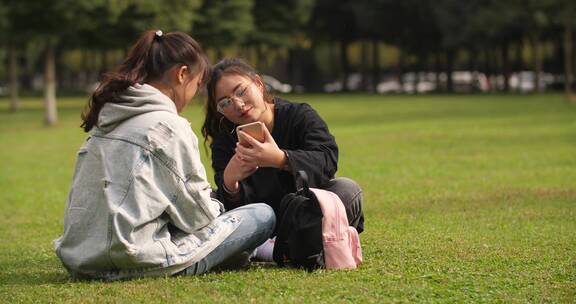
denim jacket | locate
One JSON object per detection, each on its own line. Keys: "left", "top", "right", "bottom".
{"left": 54, "top": 84, "right": 239, "bottom": 280}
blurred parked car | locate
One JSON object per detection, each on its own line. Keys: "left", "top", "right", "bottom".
{"left": 376, "top": 78, "right": 402, "bottom": 94}
{"left": 377, "top": 72, "right": 436, "bottom": 94}
{"left": 452, "top": 71, "right": 490, "bottom": 92}
{"left": 377, "top": 71, "right": 488, "bottom": 93}
{"left": 508, "top": 71, "right": 554, "bottom": 92}
{"left": 262, "top": 75, "right": 292, "bottom": 93}
{"left": 323, "top": 73, "right": 362, "bottom": 92}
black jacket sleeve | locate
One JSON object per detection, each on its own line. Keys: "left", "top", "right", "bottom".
{"left": 283, "top": 103, "right": 338, "bottom": 188}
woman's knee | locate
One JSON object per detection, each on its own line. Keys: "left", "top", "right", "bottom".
{"left": 234, "top": 203, "right": 276, "bottom": 234}
{"left": 326, "top": 177, "right": 363, "bottom": 204}
{"left": 253, "top": 203, "right": 276, "bottom": 231}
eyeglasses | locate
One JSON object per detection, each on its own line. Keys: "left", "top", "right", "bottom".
{"left": 217, "top": 85, "right": 248, "bottom": 113}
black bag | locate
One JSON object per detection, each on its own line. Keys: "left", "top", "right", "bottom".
{"left": 273, "top": 171, "right": 324, "bottom": 271}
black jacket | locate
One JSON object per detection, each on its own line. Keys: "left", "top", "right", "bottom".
{"left": 211, "top": 98, "right": 338, "bottom": 213}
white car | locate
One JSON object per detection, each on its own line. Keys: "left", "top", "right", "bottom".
{"left": 262, "top": 75, "right": 292, "bottom": 93}
{"left": 323, "top": 73, "right": 362, "bottom": 92}
{"left": 508, "top": 71, "right": 554, "bottom": 92}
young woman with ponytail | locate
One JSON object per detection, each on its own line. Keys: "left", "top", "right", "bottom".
{"left": 54, "top": 31, "right": 275, "bottom": 280}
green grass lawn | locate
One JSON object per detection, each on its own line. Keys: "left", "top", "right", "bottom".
{"left": 0, "top": 94, "right": 574, "bottom": 303}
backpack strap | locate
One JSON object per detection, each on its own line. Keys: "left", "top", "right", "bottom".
{"left": 295, "top": 170, "right": 310, "bottom": 196}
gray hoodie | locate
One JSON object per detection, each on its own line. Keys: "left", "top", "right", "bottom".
{"left": 54, "top": 84, "right": 239, "bottom": 280}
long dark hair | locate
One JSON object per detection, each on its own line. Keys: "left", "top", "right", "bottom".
{"left": 81, "top": 30, "right": 209, "bottom": 132}
{"left": 201, "top": 58, "right": 273, "bottom": 147}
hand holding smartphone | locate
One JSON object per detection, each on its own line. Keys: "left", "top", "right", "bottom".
{"left": 236, "top": 121, "right": 265, "bottom": 146}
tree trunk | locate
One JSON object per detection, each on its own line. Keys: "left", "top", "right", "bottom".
{"left": 397, "top": 51, "right": 405, "bottom": 92}
{"left": 255, "top": 45, "right": 264, "bottom": 71}
{"left": 490, "top": 48, "right": 500, "bottom": 91}
{"left": 371, "top": 38, "right": 380, "bottom": 93}
{"left": 360, "top": 40, "right": 369, "bottom": 92}
{"left": 468, "top": 48, "right": 479, "bottom": 92}
{"left": 502, "top": 43, "right": 510, "bottom": 92}
{"left": 80, "top": 49, "right": 88, "bottom": 90}
{"left": 44, "top": 42, "right": 58, "bottom": 126}
{"left": 434, "top": 52, "right": 442, "bottom": 92}
{"left": 413, "top": 56, "right": 420, "bottom": 95}
{"left": 339, "top": 39, "right": 350, "bottom": 92}
{"left": 244, "top": 46, "right": 253, "bottom": 67}
{"left": 531, "top": 34, "right": 542, "bottom": 93}
{"left": 515, "top": 41, "right": 524, "bottom": 71}
{"left": 564, "top": 13, "right": 574, "bottom": 101}
{"left": 8, "top": 45, "right": 19, "bottom": 112}
{"left": 446, "top": 49, "right": 455, "bottom": 93}
{"left": 467, "top": 48, "right": 475, "bottom": 71}
{"left": 100, "top": 49, "right": 108, "bottom": 77}
{"left": 288, "top": 48, "right": 297, "bottom": 89}
{"left": 515, "top": 42, "right": 523, "bottom": 93}
{"left": 482, "top": 48, "right": 491, "bottom": 92}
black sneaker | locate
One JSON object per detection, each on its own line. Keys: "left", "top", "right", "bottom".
{"left": 213, "top": 251, "right": 251, "bottom": 271}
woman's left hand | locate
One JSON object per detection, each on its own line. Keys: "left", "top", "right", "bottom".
{"left": 236, "top": 126, "right": 287, "bottom": 169}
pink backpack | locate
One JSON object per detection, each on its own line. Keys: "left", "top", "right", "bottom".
{"left": 273, "top": 171, "right": 362, "bottom": 270}
{"left": 310, "top": 188, "right": 363, "bottom": 269}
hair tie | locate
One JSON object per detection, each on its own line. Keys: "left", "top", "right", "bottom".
{"left": 155, "top": 30, "right": 163, "bottom": 38}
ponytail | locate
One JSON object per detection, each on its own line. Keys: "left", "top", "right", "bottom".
{"left": 81, "top": 30, "right": 208, "bottom": 132}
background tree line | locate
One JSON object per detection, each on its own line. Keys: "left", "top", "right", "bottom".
{"left": 0, "top": 0, "right": 575, "bottom": 125}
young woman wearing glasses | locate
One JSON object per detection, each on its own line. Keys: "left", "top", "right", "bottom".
{"left": 202, "top": 58, "right": 364, "bottom": 242}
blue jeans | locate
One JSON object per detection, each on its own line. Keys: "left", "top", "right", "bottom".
{"left": 179, "top": 203, "right": 276, "bottom": 275}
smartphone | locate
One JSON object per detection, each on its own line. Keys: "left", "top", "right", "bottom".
{"left": 236, "top": 121, "right": 265, "bottom": 145}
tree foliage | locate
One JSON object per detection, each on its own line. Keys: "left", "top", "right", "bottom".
{"left": 250, "top": 0, "right": 314, "bottom": 48}
{"left": 0, "top": 0, "right": 573, "bottom": 99}
{"left": 193, "top": 0, "right": 254, "bottom": 53}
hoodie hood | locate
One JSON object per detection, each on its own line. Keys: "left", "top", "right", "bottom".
{"left": 97, "top": 83, "right": 177, "bottom": 133}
